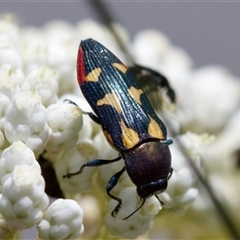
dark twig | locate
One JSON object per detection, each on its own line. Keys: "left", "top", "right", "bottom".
{"left": 88, "top": 0, "right": 134, "bottom": 65}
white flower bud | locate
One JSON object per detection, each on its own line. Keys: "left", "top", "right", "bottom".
{"left": 0, "top": 215, "right": 16, "bottom": 239}
{"left": 46, "top": 101, "right": 83, "bottom": 153}
{"left": 0, "top": 141, "right": 41, "bottom": 191}
{"left": 0, "top": 164, "right": 49, "bottom": 229}
{"left": 0, "top": 65, "right": 23, "bottom": 129}
{"left": 21, "top": 66, "right": 59, "bottom": 107}
{"left": 55, "top": 144, "right": 97, "bottom": 193}
{"left": 78, "top": 114, "right": 98, "bottom": 142}
{"left": 0, "top": 64, "right": 24, "bottom": 86}
{"left": 20, "top": 28, "right": 48, "bottom": 73}
{"left": 4, "top": 91, "right": 51, "bottom": 155}
{"left": 37, "top": 199, "right": 84, "bottom": 240}
{"left": 105, "top": 187, "right": 159, "bottom": 239}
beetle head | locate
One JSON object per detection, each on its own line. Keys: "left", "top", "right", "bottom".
{"left": 136, "top": 177, "right": 168, "bottom": 199}
{"left": 123, "top": 139, "right": 172, "bottom": 199}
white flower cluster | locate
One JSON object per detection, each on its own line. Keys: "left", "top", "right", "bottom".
{"left": 0, "top": 141, "right": 48, "bottom": 229}
{"left": 0, "top": 13, "right": 239, "bottom": 240}
{"left": 38, "top": 199, "right": 84, "bottom": 240}
{"left": 4, "top": 91, "right": 50, "bottom": 156}
{"left": 0, "top": 16, "right": 86, "bottom": 238}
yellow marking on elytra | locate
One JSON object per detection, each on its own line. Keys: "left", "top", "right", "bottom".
{"left": 85, "top": 68, "right": 101, "bottom": 82}
{"left": 112, "top": 63, "right": 128, "bottom": 73}
{"left": 148, "top": 116, "right": 164, "bottom": 139}
{"left": 128, "top": 86, "right": 143, "bottom": 105}
{"left": 120, "top": 119, "right": 139, "bottom": 149}
{"left": 103, "top": 130, "right": 114, "bottom": 146}
{"left": 97, "top": 93, "right": 122, "bottom": 114}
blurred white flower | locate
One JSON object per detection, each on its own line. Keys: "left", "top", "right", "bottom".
{"left": 20, "top": 28, "right": 48, "bottom": 73}
{"left": 132, "top": 30, "right": 171, "bottom": 69}
{"left": 206, "top": 109, "right": 240, "bottom": 171}
{"left": 43, "top": 21, "right": 78, "bottom": 95}
{"left": 37, "top": 199, "right": 84, "bottom": 240}
{"left": 176, "top": 67, "right": 240, "bottom": 134}
{"left": 132, "top": 29, "right": 193, "bottom": 81}
{"left": 0, "top": 15, "right": 21, "bottom": 70}
{"left": 0, "top": 64, "right": 24, "bottom": 87}
{"left": 78, "top": 195, "right": 100, "bottom": 235}
{"left": 21, "top": 66, "right": 59, "bottom": 107}
{"left": 0, "top": 14, "right": 20, "bottom": 46}
{"left": 0, "top": 41, "right": 22, "bottom": 69}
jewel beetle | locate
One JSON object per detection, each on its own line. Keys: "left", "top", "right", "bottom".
{"left": 63, "top": 38, "right": 174, "bottom": 219}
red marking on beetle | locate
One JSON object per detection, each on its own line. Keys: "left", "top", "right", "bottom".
{"left": 77, "top": 46, "right": 85, "bottom": 86}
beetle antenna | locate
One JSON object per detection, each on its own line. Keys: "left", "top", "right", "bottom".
{"left": 122, "top": 198, "right": 146, "bottom": 220}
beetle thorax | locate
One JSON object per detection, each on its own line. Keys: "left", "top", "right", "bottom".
{"left": 121, "top": 140, "right": 171, "bottom": 198}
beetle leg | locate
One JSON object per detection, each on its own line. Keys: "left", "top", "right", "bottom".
{"left": 155, "top": 194, "right": 164, "bottom": 205}
{"left": 86, "top": 112, "right": 101, "bottom": 125}
{"left": 63, "top": 99, "right": 79, "bottom": 106}
{"left": 64, "top": 99, "right": 100, "bottom": 124}
{"left": 63, "top": 156, "right": 122, "bottom": 179}
{"left": 129, "top": 64, "right": 176, "bottom": 103}
{"left": 106, "top": 166, "right": 126, "bottom": 217}
{"left": 160, "top": 139, "right": 173, "bottom": 145}
{"left": 122, "top": 198, "right": 146, "bottom": 220}
{"left": 63, "top": 99, "right": 101, "bottom": 124}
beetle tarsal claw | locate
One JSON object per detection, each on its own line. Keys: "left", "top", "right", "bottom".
{"left": 111, "top": 203, "right": 122, "bottom": 217}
